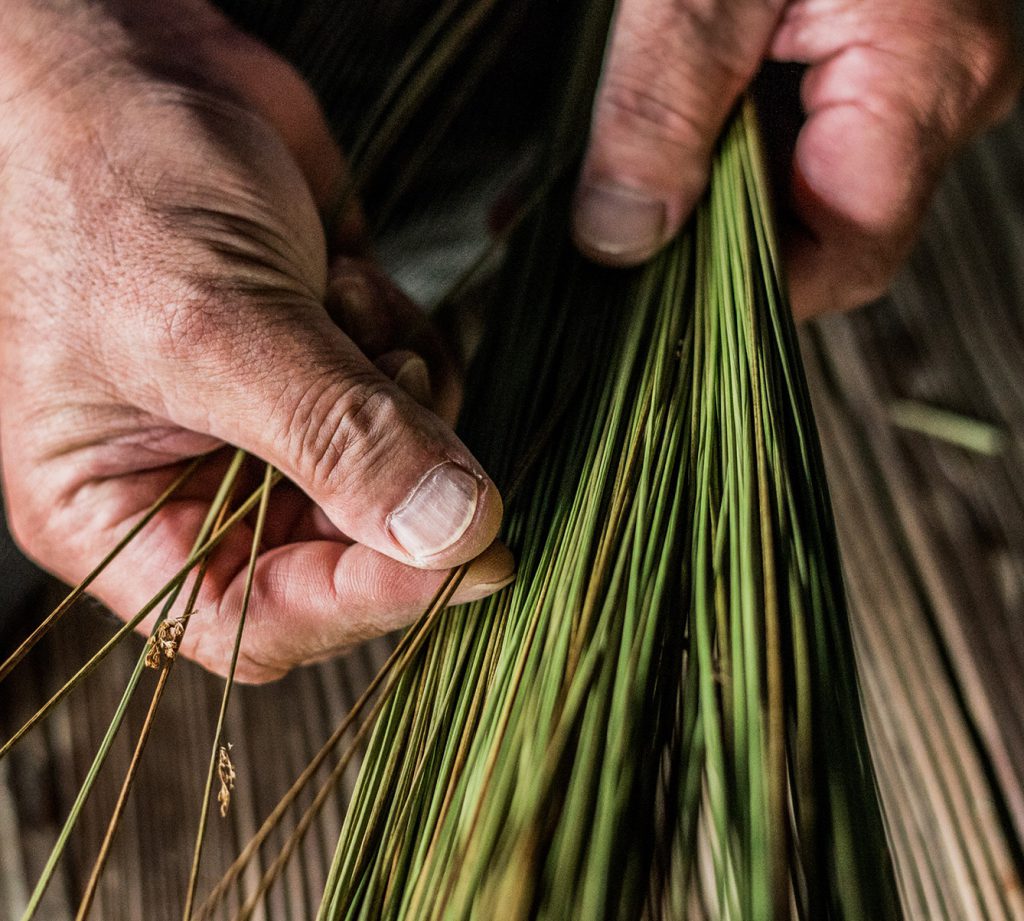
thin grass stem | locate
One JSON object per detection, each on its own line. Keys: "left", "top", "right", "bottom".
{"left": 191, "top": 563, "right": 470, "bottom": 921}
{"left": 73, "top": 663, "right": 172, "bottom": 920}
{"left": 75, "top": 457, "right": 251, "bottom": 921}
{"left": 0, "top": 469, "right": 282, "bottom": 761}
{"left": 0, "top": 457, "right": 203, "bottom": 684}
{"left": 182, "top": 462, "right": 276, "bottom": 920}
{"left": 19, "top": 452, "right": 246, "bottom": 920}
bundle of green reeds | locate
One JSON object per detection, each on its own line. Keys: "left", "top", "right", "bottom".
{"left": 307, "top": 93, "right": 899, "bottom": 921}
{"left": 0, "top": 1, "right": 905, "bottom": 918}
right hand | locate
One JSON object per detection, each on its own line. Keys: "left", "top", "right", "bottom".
{"left": 0, "top": 0, "right": 510, "bottom": 682}
{"left": 572, "top": 0, "right": 1021, "bottom": 315}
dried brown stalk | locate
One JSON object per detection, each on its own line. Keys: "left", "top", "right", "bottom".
{"left": 191, "top": 563, "right": 470, "bottom": 921}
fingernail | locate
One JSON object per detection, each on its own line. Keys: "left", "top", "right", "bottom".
{"left": 460, "top": 542, "right": 515, "bottom": 601}
{"left": 573, "top": 182, "right": 666, "bottom": 260}
{"left": 388, "top": 462, "right": 479, "bottom": 561}
{"left": 394, "top": 355, "right": 432, "bottom": 407}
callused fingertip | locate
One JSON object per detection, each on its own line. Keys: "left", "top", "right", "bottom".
{"left": 394, "top": 355, "right": 433, "bottom": 407}
{"left": 460, "top": 572, "right": 516, "bottom": 603}
{"left": 458, "top": 541, "right": 516, "bottom": 603}
{"left": 572, "top": 181, "right": 667, "bottom": 266}
{"left": 387, "top": 461, "right": 482, "bottom": 563}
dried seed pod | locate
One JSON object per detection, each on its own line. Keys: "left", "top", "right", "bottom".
{"left": 145, "top": 618, "right": 186, "bottom": 669}
{"left": 217, "top": 744, "right": 237, "bottom": 818}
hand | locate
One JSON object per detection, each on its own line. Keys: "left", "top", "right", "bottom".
{"left": 572, "top": 0, "right": 1022, "bottom": 315}
{"left": 0, "top": 0, "right": 509, "bottom": 683}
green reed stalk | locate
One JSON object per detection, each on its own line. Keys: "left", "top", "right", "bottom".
{"left": 182, "top": 462, "right": 276, "bottom": 920}
{"left": 6, "top": 3, "right": 903, "bottom": 917}
{"left": 0, "top": 456, "right": 203, "bottom": 684}
{"left": 0, "top": 469, "right": 280, "bottom": 761}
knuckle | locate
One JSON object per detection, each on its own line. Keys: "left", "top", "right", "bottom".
{"left": 593, "top": 0, "right": 774, "bottom": 161}
{"left": 976, "top": 30, "right": 1022, "bottom": 123}
{"left": 942, "top": 12, "right": 1022, "bottom": 129}
{"left": 284, "top": 371, "right": 405, "bottom": 494}
{"left": 598, "top": 70, "right": 710, "bottom": 157}
{"left": 975, "top": 22, "right": 1017, "bottom": 85}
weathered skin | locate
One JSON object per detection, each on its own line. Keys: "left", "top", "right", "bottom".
{"left": 0, "top": 0, "right": 510, "bottom": 682}
{"left": 573, "top": 0, "right": 1021, "bottom": 314}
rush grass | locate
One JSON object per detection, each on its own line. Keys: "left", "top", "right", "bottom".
{"left": 307, "top": 97, "right": 901, "bottom": 920}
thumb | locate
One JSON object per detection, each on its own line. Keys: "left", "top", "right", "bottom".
{"left": 145, "top": 282, "right": 503, "bottom": 571}
{"left": 573, "top": 0, "right": 784, "bottom": 265}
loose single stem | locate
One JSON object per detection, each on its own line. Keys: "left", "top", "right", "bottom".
{"left": 74, "top": 664, "right": 172, "bottom": 921}
{"left": 888, "top": 399, "right": 1009, "bottom": 455}
{"left": 182, "top": 463, "right": 275, "bottom": 920}
{"left": 191, "top": 563, "right": 469, "bottom": 921}
{"left": 20, "top": 453, "right": 246, "bottom": 920}
{"left": 199, "top": 442, "right": 548, "bottom": 919}
{"left": 229, "top": 574, "right": 465, "bottom": 921}
{"left": 75, "top": 458, "right": 251, "bottom": 921}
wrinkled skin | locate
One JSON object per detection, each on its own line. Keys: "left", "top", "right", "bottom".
{"left": 0, "top": 0, "right": 1018, "bottom": 682}
{"left": 0, "top": 1, "right": 510, "bottom": 682}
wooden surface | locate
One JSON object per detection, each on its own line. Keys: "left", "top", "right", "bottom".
{"left": 0, "top": 604, "right": 392, "bottom": 921}
{"left": 2, "top": 103, "right": 1023, "bottom": 921}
